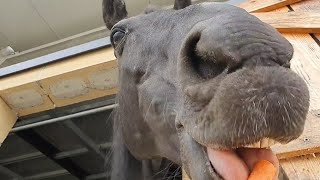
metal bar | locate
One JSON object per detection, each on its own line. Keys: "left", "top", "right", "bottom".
{"left": 55, "top": 142, "right": 111, "bottom": 159}
{"left": 0, "top": 152, "right": 42, "bottom": 165}
{"left": 63, "top": 121, "right": 105, "bottom": 160}
{"left": 24, "top": 170, "right": 110, "bottom": 180}
{"left": 85, "top": 172, "right": 110, "bottom": 180}
{"left": 0, "top": 143, "right": 112, "bottom": 165}
{"left": 0, "top": 165, "right": 23, "bottom": 180}
{"left": 15, "top": 96, "right": 115, "bottom": 127}
{"left": 11, "top": 104, "right": 117, "bottom": 132}
{"left": 16, "top": 129, "right": 89, "bottom": 179}
{"left": 24, "top": 170, "right": 69, "bottom": 180}
{"left": 0, "top": 37, "right": 111, "bottom": 77}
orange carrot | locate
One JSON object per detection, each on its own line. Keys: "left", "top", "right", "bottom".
{"left": 248, "top": 160, "right": 276, "bottom": 180}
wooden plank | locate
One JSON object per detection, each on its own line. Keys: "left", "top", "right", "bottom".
{"left": 284, "top": 33, "right": 320, "bottom": 112}
{"left": 239, "top": 0, "right": 303, "bottom": 12}
{"left": 252, "top": 12, "right": 320, "bottom": 33}
{"left": 0, "top": 46, "right": 117, "bottom": 116}
{"left": 0, "top": 97, "right": 17, "bottom": 144}
{"left": 273, "top": 113, "right": 320, "bottom": 159}
{"left": 0, "top": 47, "right": 115, "bottom": 91}
{"left": 39, "top": 61, "right": 118, "bottom": 107}
{"left": 269, "top": 6, "right": 320, "bottom": 159}
{"left": 182, "top": 169, "right": 190, "bottom": 180}
{"left": 280, "top": 154, "right": 320, "bottom": 180}
{"left": 289, "top": 0, "right": 320, "bottom": 40}
{"left": 0, "top": 83, "right": 55, "bottom": 116}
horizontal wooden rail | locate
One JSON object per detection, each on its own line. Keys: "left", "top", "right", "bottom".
{"left": 253, "top": 12, "right": 320, "bottom": 33}
{"left": 240, "top": 0, "right": 304, "bottom": 12}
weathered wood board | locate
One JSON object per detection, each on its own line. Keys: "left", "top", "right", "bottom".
{"left": 289, "top": 0, "right": 320, "bottom": 44}
{"left": 240, "top": 0, "right": 303, "bottom": 12}
{"left": 265, "top": 2, "right": 320, "bottom": 180}
{"left": 252, "top": 12, "right": 320, "bottom": 33}
{"left": 0, "top": 98, "right": 17, "bottom": 144}
{"left": 273, "top": 113, "right": 320, "bottom": 159}
{"left": 281, "top": 154, "right": 320, "bottom": 180}
{"left": 268, "top": 2, "right": 320, "bottom": 159}
{"left": 0, "top": 47, "right": 117, "bottom": 116}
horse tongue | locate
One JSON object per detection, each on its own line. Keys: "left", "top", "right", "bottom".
{"left": 207, "top": 148, "right": 249, "bottom": 180}
{"left": 207, "top": 147, "right": 279, "bottom": 180}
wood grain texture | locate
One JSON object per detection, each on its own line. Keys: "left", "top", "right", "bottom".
{"left": 182, "top": 169, "right": 191, "bottom": 180}
{"left": 289, "top": 0, "right": 320, "bottom": 40}
{"left": 0, "top": 46, "right": 117, "bottom": 116}
{"left": 0, "top": 97, "right": 17, "bottom": 143}
{"left": 239, "top": 0, "right": 303, "bottom": 12}
{"left": 39, "top": 61, "right": 118, "bottom": 107}
{"left": 280, "top": 154, "right": 320, "bottom": 180}
{"left": 0, "top": 47, "right": 115, "bottom": 91}
{"left": 268, "top": 5, "right": 320, "bottom": 158}
{"left": 272, "top": 113, "right": 320, "bottom": 159}
{"left": 0, "top": 83, "right": 55, "bottom": 116}
{"left": 284, "top": 33, "right": 320, "bottom": 112}
{"left": 252, "top": 12, "right": 320, "bottom": 33}
{"left": 267, "top": 4, "right": 320, "bottom": 179}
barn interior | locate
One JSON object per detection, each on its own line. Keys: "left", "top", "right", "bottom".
{"left": 0, "top": 0, "right": 319, "bottom": 180}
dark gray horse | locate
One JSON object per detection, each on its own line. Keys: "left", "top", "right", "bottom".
{"left": 102, "top": 0, "right": 310, "bottom": 179}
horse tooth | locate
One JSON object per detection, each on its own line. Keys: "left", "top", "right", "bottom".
{"left": 260, "top": 138, "right": 269, "bottom": 148}
{"left": 244, "top": 141, "right": 260, "bottom": 148}
{"left": 268, "top": 139, "right": 275, "bottom": 146}
{"left": 253, "top": 141, "right": 261, "bottom": 148}
{"left": 242, "top": 139, "right": 279, "bottom": 149}
{"left": 245, "top": 143, "right": 255, "bottom": 148}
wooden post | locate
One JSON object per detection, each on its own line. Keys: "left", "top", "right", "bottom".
{"left": 0, "top": 97, "right": 17, "bottom": 145}
{"left": 182, "top": 168, "right": 191, "bottom": 180}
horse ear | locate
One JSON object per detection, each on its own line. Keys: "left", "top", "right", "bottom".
{"left": 174, "top": 0, "right": 192, "bottom": 10}
{"left": 102, "top": 0, "right": 128, "bottom": 30}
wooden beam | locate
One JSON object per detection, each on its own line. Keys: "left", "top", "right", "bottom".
{"left": 0, "top": 97, "right": 17, "bottom": 144}
{"left": 0, "top": 47, "right": 117, "bottom": 116}
{"left": 182, "top": 169, "right": 191, "bottom": 180}
{"left": 239, "top": 0, "right": 303, "bottom": 12}
{"left": 0, "top": 83, "right": 55, "bottom": 116}
{"left": 0, "top": 47, "right": 115, "bottom": 91}
{"left": 252, "top": 12, "right": 320, "bottom": 33}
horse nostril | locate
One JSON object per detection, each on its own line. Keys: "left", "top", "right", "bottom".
{"left": 282, "top": 62, "right": 291, "bottom": 68}
{"left": 191, "top": 50, "right": 227, "bottom": 79}
{"left": 175, "top": 123, "right": 184, "bottom": 132}
{"left": 182, "top": 31, "right": 228, "bottom": 80}
{"left": 226, "top": 62, "right": 243, "bottom": 74}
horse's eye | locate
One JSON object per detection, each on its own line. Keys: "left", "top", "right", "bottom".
{"left": 111, "top": 28, "right": 126, "bottom": 47}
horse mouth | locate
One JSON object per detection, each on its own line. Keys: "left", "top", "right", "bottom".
{"left": 203, "top": 138, "right": 279, "bottom": 180}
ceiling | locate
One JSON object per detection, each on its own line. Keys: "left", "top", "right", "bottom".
{"left": 0, "top": 0, "right": 169, "bottom": 53}
{"left": 0, "top": 0, "right": 103, "bottom": 52}
{"left": 0, "top": 0, "right": 246, "bottom": 54}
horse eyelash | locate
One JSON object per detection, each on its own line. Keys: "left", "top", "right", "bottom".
{"left": 114, "top": 30, "right": 129, "bottom": 52}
